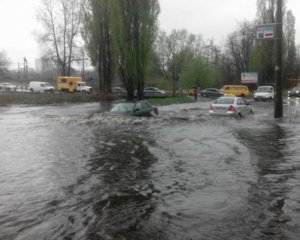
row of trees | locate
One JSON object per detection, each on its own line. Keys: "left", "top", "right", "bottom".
{"left": 3, "top": 0, "right": 299, "bottom": 97}
{"left": 36, "top": 0, "right": 160, "bottom": 100}
{"left": 0, "top": 51, "right": 9, "bottom": 79}
{"left": 153, "top": 0, "right": 300, "bottom": 91}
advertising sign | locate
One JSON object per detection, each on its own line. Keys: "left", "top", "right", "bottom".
{"left": 241, "top": 72, "right": 258, "bottom": 84}
{"left": 256, "top": 24, "right": 275, "bottom": 39}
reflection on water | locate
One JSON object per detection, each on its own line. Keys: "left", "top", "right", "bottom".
{"left": 236, "top": 124, "right": 300, "bottom": 239}
{"left": 1, "top": 102, "right": 300, "bottom": 239}
{"left": 85, "top": 129, "right": 158, "bottom": 239}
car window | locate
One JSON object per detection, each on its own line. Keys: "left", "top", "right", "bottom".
{"left": 238, "top": 98, "right": 247, "bottom": 105}
{"left": 214, "top": 98, "right": 234, "bottom": 104}
{"left": 111, "top": 103, "right": 135, "bottom": 112}
{"left": 237, "top": 98, "right": 243, "bottom": 105}
{"left": 257, "top": 87, "right": 272, "bottom": 92}
{"left": 141, "top": 102, "right": 151, "bottom": 109}
{"left": 134, "top": 102, "right": 142, "bottom": 111}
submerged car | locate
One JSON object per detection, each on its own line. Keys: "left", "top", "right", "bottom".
{"left": 200, "top": 88, "right": 224, "bottom": 98}
{"left": 208, "top": 96, "right": 253, "bottom": 118}
{"left": 288, "top": 86, "right": 300, "bottom": 97}
{"left": 254, "top": 86, "right": 274, "bottom": 101}
{"left": 110, "top": 100, "right": 158, "bottom": 117}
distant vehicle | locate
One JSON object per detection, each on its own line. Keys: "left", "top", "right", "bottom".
{"left": 0, "top": 82, "right": 17, "bottom": 92}
{"left": 112, "top": 86, "right": 127, "bottom": 98}
{"left": 144, "top": 87, "right": 167, "bottom": 98}
{"left": 220, "top": 85, "right": 250, "bottom": 97}
{"left": 254, "top": 86, "right": 274, "bottom": 101}
{"left": 208, "top": 96, "right": 253, "bottom": 118}
{"left": 28, "top": 81, "right": 55, "bottom": 93}
{"left": 200, "top": 88, "right": 224, "bottom": 98}
{"left": 56, "top": 76, "right": 92, "bottom": 93}
{"left": 110, "top": 100, "right": 158, "bottom": 117}
{"left": 288, "top": 86, "right": 300, "bottom": 97}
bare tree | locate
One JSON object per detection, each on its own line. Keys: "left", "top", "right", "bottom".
{"left": 225, "top": 21, "right": 256, "bottom": 83}
{"left": 36, "top": 0, "right": 84, "bottom": 76}
{"left": 0, "top": 51, "right": 10, "bottom": 78}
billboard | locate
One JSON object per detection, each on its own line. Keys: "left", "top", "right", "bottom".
{"left": 256, "top": 24, "right": 275, "bottom": 39}
{"left": 241, "top": 72, "right": 258, "bottom": 84}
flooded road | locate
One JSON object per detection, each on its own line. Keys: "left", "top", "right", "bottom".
{"left": 1, "top": 99, "right": 300, "bottom": 240}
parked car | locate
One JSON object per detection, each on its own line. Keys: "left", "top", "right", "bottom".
{"left": 220, "top": 85, "right": 250, "bottom": 97}
{"left": 201, "top": 88, "right": 224, "bottom": 98}
{"left": 144, "top": 87, "right": 167, "bottom": 98}
{"left": 110, "top": 100, "right": 158, "bottom": 117}
{"left": 254, "top": 86, "right": 275, "bottom": 101}
{"left": 112, "top": 87, "right": 127, "bottom": 98}
{"left": 28, "top": 81, "right": 55, "bottom": 93}
{"left": 288, "top": 86, "right": 300, "bottom": 97}
{"left": 208, "top": 96, "right": 253, "bottom": 118}
{"left": 0, "top": 82, "right": 17, "bottom": 92}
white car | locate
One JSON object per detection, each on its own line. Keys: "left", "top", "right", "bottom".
{"left": 75, "top": 82, "right": 92, "bottom": 93}
{"left": 0, "top": 82, "right": 17, "bottom": 92}
{"left": 208, "top": 96, "right": 253, "bottom": 118}
{"left": 254, "top": 86, "right": 274, "bottom": 101}
{"left": 28, "top": 81, "right": 55, "bottom": 93}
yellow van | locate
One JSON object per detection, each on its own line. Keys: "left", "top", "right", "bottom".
{"left": 220, "top": 85, "right": 250, "bottom": 97}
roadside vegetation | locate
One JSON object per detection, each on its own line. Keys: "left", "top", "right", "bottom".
{"left": 0, "top": 92, "right": 99, "bottom": 107}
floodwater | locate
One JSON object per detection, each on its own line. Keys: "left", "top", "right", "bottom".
{"left": 1, "top": 99, "right": 300, "bottom": 240}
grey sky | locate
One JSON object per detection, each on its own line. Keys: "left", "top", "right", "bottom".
{"left": 1, "top": 0, "right": 300, "bottom": 69}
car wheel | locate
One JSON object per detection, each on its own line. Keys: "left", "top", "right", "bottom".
{"left": 236, "top": 113, "right": 242, "bottom": 119}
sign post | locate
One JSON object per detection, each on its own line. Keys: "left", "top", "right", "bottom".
{"left": 255, "top": 0, "right": 283, "bottom": 118}
{"left": 241, "top": 72, "right": 258, "bottom": 84}
{"left": 274, "top": 0, "right": 283, "bottom": 118}
{"left": 256, "top": 24, "right": 276, "bottom": 39}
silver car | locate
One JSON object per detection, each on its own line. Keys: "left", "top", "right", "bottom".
{"left": 208, "top": 96, "right": 253, "bottom": 118}
{"left": 144, "top": 87, "right": 166, "bottom": 98}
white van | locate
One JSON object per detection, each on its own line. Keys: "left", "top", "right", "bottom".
{"left": 254, "top": 86, "right": 275, "bottom": 101}
{"left": 28, "top": 81, "right": 55, "bottom": 93}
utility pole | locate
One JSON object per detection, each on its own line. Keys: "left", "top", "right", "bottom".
{"left": 274, "top": 0, "right": 283, "bottom": 118}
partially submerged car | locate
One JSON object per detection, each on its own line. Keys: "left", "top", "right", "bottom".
{"left": 208, "top": 96, "right": 253, "bottom": 118}
{"left": 110, "top": 100, "right": 158, "bottom": 117}
{"left": 254, "top": 86, "right": 274, "bottom": 101}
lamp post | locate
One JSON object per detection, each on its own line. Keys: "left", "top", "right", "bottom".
{"left": 274, "top": 0, "right": 283, "bottom": 118}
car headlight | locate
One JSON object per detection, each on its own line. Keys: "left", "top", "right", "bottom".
{"left": 296, "top": 91, "right": 300, "bottom": 94}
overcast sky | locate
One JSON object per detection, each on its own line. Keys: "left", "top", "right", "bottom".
{"left": 1, "top": 0, "right": 300, "bottom": 69}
